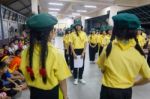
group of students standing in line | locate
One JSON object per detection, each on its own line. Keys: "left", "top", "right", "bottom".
{"left": 63, "top": 18, "right": 149, "bottom": 85}
{"left": 62, "top": 13, "right": 150, "bottom": 99}
{"left": 7, "top": 12, "right": 150, "bottom": 99}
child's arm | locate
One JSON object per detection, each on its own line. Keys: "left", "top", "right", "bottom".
{"left": 7, "top": 78, "right": 19, "bottom": 87}
{"left": 2, "top": 87, "right": 11, "bottom": 91}
{"left": 11, "top": 74, "right": 24, "bottom": 81}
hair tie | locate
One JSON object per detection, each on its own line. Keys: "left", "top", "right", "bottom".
{"left": 39, "top": 68, "right": 47, "bottom": 77}
{"left": 26, "top": 66, "right": 34, "bottom": 77}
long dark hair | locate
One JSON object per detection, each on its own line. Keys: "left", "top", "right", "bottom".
{"left": 106, "top": 27, "right": 145, "bottom": 57}
{"left": 29, "top": 27, "right": 54, "bottom": 84}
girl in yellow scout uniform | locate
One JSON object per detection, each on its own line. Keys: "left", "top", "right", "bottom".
{"left": 68, "top": 24, "right": 75, "bottom": 71}
{"left": 95, "top": 29, "right": 100, "bottom": 53}
{"left": 97, "top": 29, "right": 103, "bottom": 54}
{"left": 70, "top": 20, "right": 88, "bottom": 85}
{"left": 20, "top": 13, "right": 71, "bottom": 99}
{"left": 97, "top": 13, "right": 150, "bottom": 99}
{"left": 136, "top": 27, "right": 146, "bottom": 48}
{"left": 63, "top": 28, "right": 71, "bottom": 66}
{"left": 106, "top": 26, "right": 113, "bottom": 42}
{"left": 88, "top": 28, "right": 98, "bottom": 63}
{"left": 98, "top": 26, "right": 107, "bottom": 55}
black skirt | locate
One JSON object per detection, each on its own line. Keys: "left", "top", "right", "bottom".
{"left": 30, "top": 85, "right": 59, "bottom": 99}
{"left": 100, "top": 85, "right": 132, "bottom": 99}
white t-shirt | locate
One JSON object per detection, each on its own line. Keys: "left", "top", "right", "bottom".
{"left": 8, "top": 47, "right": 15, "bottom": 54}
{"left": 14, "top": 45, "right": 18, "bottom": 51}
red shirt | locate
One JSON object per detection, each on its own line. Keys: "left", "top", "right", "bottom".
{"left": 9, "top": 56, "right": 21, "bottom": 72}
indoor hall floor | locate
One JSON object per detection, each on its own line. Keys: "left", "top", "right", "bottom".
{"left": 15, "top": 37, "right": 150, "bottom": 99}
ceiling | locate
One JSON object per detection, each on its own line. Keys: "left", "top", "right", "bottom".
{"left": 1, "top": 0, "right": 31, "bottom": 16}
{"left": 118, "top": 4, "right": 150, "bottom": 24}
{"left": 39, "top": 0, "right": 115, "bottom": 18}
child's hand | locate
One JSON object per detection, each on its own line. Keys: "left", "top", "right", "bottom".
{"left": 15, "top": 83, "right": 20, "bottom": 88}
{"left": 13, "top": 87, "right": 22, "bottom": 92}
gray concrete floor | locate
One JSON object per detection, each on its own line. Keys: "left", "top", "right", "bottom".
{"left": 16, "top": 37, "right": 150, "bottom": 99}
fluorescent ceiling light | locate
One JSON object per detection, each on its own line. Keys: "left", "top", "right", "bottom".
{"left": 49, "top": 2, "right": 64, "bottom": 6}
{"left": 77, "top": 10, "right": 87, "bottom": 13}
{"left": 85, "top": 16, "right": 91, "bottom": 19}
{"left": 48, "top": 12, "right": 58, "bottom": 14}
{"left": 72, "top": 13, "right": 81, "bottom": 16}
{"left": 49, "top": 8, "right": 60, "bottom": 11}
{"left": 84, "top": 5, "right": 97, "bottom": 8}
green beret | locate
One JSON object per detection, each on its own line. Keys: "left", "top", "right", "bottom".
{"left": 27, "top": 13, "right": 58, "bottom": 30}
{"left": 137, "top": 26, "right": 145, "bottom": 31}
{"left": 65, "top": 28, "right": 71, "bottom": 31}
{"left": 112, "top": 13, "right": 140, "bottom": 30}
{"left": 90, "top": 28, "right": 95, "bottom": 32}
{"left": 70, "top": 24, "right": 75, "bottom": 29}
{"left": 106, "top": 26, "right": 113, "bottom": 31}
{"left": 74, "top": 19, "right": 82, "bottom": 26}
{"left": 100, "top": 26, "right": 107, "bottom": 31}
{"left": 95, "top": 29, "right": 99, "bottom": 32}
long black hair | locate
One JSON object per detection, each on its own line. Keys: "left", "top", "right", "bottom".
{"left": 28, "top": 27, "right": 54, "bottom": 84}
{"left": 106, "top": 27, "right": 145, "bottom": 57}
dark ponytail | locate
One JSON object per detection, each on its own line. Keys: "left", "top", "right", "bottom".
{"left": 106, "top": 27, "right": 145, "bottom": 58}
{"left": 29, "top": 31, "right": 36, "bottom": 81}
{"left": 106, "top": 31, "right": 115, "bottom": 57}
{"left": 29, "top": 27, "right": 53, "bottom": 84}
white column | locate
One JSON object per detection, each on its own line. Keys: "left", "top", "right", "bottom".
{"left": 31, "top": 0, "right": 39, "bottom": 14}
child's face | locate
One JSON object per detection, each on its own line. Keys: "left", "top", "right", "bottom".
{"left": 0, "top": 49, "right": 4, "bottom": 54}
{"left": 4, "top": 46, "right": 9, "bottom": 50}
{"left": 102, "top": 31, "right": 106, "bottom": 35}
{"left": 108, "top": 30, "right": 112, "bottom": 35}
{"left": 91, "top": 31, "right": 95, "bottom": 34}
{"left": 15, "top": 40, "right": 18, "bottom": 44}
{"left": 137, "top": 30, "right": 142, "bottom": 35}
{"left": 3, "top": 57, "right": 12, "bottom": 65}
{"left": 0, "top": 67, "right": 7, "bottom": 74}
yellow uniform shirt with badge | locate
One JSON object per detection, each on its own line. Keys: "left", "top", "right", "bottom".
{"left": 88, "top": 34, "right": 98, "bottom": 44}
{"left": 63, "top": 34, "right": 70, "bottom": 49}
{"left": 20, "top": 43, "right": 72, "bottom": 90}
{"left": 97, "top": 39, "right": 150, "bottom": 89}
{"left": 70, "top": 31, "right": 88, "bottom": 49}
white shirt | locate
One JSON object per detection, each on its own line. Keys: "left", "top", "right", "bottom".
{"left": 8, "top": 47, "right": 15, "bottom": 54}
{"left": 14, "top": 45, "right": 18, "bottom": 51}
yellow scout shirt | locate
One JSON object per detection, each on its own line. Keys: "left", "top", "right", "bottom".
{"left": 20, "top": 43, "right": 72, "bottom": 90}
{"left": 142, "top": 32, "right": 146, "bottom": 39}
{"left": 70, "top": 31, "right": 88, "bottom": 49}
{"left": 63, "top": 34, "right": 70, "bottom": 49}
{"left": 97, "top": 34, "right": 104, "bottom": 46}
{"left": 97, "top": 39, "right": 150, "bottom": 89}
{"left": 137, "top": 35, "right": 146, "bottom": 48}
{"left": 102, "top": 34, "right": 111, "bottom": 47}
{"left": 88, "top": 34, "right": 98, "bottom": 44}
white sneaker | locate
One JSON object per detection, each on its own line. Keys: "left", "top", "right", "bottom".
{"left": 79, "top": 79, "right": 86, "bottom": 84}
{"left": 74, "top": 79, "right": 78, "bottom": 85}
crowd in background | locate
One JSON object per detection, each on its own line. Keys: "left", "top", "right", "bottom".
{"left": 0, "top": 33, "right": 29, "bottom": 99}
